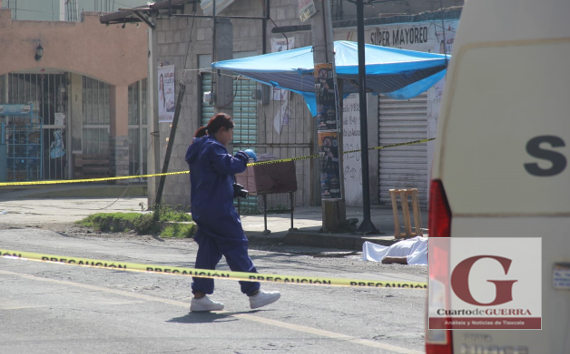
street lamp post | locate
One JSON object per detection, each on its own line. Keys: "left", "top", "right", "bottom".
{"left": 355, "top": 0, "right": 379, "bottom": 235}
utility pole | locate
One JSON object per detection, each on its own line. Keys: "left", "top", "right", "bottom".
{"left": 154, "top": 82, "right": 186, "bottom": 213}
{"left": 310, "top": 0, "right": 346, "bottom": 232}
{"left": 147, "top": 13, "right": 161, "bottom": 207}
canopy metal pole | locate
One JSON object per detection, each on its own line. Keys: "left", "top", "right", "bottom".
{"left": 356, "top": 0, "right": 379, "bottom": 235}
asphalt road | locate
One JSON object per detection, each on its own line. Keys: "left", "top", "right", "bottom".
{"left": 1, "top": 228, "right": 428, "bottom": 354}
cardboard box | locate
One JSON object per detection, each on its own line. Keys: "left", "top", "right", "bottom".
{"left": 236, "top": 160, "right": 297, "bottom": 195}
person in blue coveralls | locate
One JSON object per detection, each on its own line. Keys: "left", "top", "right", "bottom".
{"left": 185, "top": 112, "right": 281, "bottom": 312}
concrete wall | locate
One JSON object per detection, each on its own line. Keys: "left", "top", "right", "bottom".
{"left": 0, "top": 10, "right": 147, "bottom": 86}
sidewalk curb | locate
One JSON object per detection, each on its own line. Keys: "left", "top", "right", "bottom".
{"left": 0, "top": 183, "right": 147, "bottom": 199}
{"left": 283, "top": 230, "right": 400, "bottom": 251}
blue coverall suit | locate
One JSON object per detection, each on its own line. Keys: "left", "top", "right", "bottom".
{"left": 185, "top": 135, "right": 260, "bottom": 296}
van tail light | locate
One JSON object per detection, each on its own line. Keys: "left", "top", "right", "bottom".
{"left": 426, "top": 179, "right": 453, "bottom": 354}
{"left": 428, "top": 179, "right": 451, "bottom": 239}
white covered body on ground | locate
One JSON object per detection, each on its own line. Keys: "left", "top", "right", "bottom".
{"left": 362, "top": 236, "right": 428, "bottom": 265}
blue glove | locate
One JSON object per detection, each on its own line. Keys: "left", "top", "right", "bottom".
{"left": 244, "top": 149, "right": 257, "bottom": 162}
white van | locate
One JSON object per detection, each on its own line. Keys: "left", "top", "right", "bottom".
{"left": 426, "top": 0, "right": 570, "bottom": 352}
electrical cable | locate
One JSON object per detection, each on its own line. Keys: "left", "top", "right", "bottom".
{"left": 182, "top": 6, "right": 197, "bottom": 74}
{"left": 439, "top": 0, "right": 448, "bottom": 69}
{"left": 217, "top": 74, "right": 241, "bottom": 109}
{"left": 98, "top": 137, "right": 154, "bottom": 210}
{"left": 258, "top": 0, "right": 290, "bottom": 50}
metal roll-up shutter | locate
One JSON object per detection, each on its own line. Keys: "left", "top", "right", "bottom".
{"left": 378, "top": 93, "right": 428, "bottom": 208}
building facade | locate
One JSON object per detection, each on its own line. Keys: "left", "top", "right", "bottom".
{"left": 0, "top": 6, "right": 148, "bottom": 182}
{"left": 127, "top": 0, "right": 461, "bottom": 211}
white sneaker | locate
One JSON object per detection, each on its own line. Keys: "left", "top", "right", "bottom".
{"left": 190, "top": 295, "right": 224, "bottom": 312}
{"left": 249, "top": 290, "right": 281, "bottom": 309}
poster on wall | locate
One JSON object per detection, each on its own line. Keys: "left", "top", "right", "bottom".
{"left": 271, "top": 37, "right": 295, "bottom": 53}
{"left": 342, "top": 93, "right": 362, "bottom": 206}
{"left": 298, "top": 0, "right": 317, "bottom": 22}
{"left": 273, "top": 92, "right": 291, "bottom": 135}
{"left": 158, "top": 65, "right": 176, "bottom": 123}
{"left": 315, "top": 63, "right": 338, "bottom": 131}
{"left": 54, "top": 112, "right": 65, "bottom": 126}
{"left": 318, "top": 131, "right": 341, "bottom": 199}
{"left": 315, "top": 63, "right": 342, "bottom": 200}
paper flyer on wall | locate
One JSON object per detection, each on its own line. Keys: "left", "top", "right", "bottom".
{"left": 318, "top": 131, "right": 341, "bottom": 199}
{"left": 158, "top": 65, "right": 175, "bottom": 123}
{"left": 314, "top": 63, "right": 342, "bottom": 200}
{"left": 273, "top": 92, "right": 290, "bottom": 135}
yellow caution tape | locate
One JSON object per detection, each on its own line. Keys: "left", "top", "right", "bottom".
{"left": 0, "top": 171, "right": 189, "bottom": 187}
{"left": 0, "top": 138, "right": 434, "bottom": 187}
{"left": 345, "top": 138, "right": 435, "bottom": 154}
{"left": 0, "top": 249, "right": 427, "bottom": 289}
{"left": 250, "top": 138, "right": 435, "bottom": 166}
{"left": 247, "top": 153, "right": 321, "bottom": 166}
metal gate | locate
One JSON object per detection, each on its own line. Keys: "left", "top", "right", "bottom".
{"left": 2, "top": 73, "right": 68, "bottom": 180}
{"left": 1, "top": 74, "right": 146, "bottom": 181}
{"left": 378, "top": 93, "right": 428, "bottom": 208}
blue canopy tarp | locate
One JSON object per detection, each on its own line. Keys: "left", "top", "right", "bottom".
{"left": 212, "top": 40, "right": 450, "bottom": 115}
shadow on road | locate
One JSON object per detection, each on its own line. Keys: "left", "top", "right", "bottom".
{"left": 167, "top": 310, "right": 256, "bottom": 324}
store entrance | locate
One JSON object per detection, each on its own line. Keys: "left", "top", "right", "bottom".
{"left": 3, "top": 73, "right": 68, "bottom": 180}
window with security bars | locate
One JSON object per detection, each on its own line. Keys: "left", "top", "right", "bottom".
{"left": 82, "top": 76, "right": 110, "bottom": 154}
{"left": 0, "top": 75, "right": 6, "bottom": 103}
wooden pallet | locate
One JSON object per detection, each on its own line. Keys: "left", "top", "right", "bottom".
{"left": 73, "top": 154, "right": 110, "bottom": 179}
{"left": 389, "top": 188, "right": 423, "bottom": 239}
